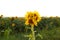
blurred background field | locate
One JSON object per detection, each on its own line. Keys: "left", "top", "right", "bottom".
{"left": 0, "top": 16, "right": 60, "bottom": 40}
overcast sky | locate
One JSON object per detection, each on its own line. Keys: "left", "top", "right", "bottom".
{"left": 0, "top": 0, "right": 60, "bottom": 17}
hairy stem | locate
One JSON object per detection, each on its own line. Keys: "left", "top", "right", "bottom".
{"left": 31, "top": 25, "right": 35, "bottom": 40}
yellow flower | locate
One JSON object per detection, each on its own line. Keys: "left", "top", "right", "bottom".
{"left": 25, "top": 11, "right": 33, "bottom": 20}
{"left": 12, "top": 23, "right": 15, "bottom": 27}
{"left": 25, "top": 11, "right": 41, "bottom": 26}
{"left": 33, "top": 11, "right": 41, "bottom": 22}
{"left": 25, "top": 11, "right": 34, "bottom": 26}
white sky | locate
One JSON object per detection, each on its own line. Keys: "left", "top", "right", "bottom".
{"left": 0, "top": 0, "right": 60, "bottom": 17}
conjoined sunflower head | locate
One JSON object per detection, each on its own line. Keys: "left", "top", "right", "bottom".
{"left": 25, "top": 11, "right": 41, "bottom": 26}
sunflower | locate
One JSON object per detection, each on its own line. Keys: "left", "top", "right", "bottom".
{"left": 25, "top": 11, "right": 41, "bottom": 26}
{"left": 33, "top": 11, "right": 41, "bottom": 22}
{"left": 11, "top": 23, "right": 16, "bottom": 27}
{"left": 25, "top": 11, "right": 33, "bottom": 20}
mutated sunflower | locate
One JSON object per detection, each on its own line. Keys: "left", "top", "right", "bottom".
{"left": 25, "top": 11, "right": 41, "bottom": 26}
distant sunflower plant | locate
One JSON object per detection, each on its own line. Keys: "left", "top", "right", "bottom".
{"left": 11, "top": 23, "right": 16, "bottom": 27}
{"left": 25, "top": 11, "right": 42, "bottom": 40}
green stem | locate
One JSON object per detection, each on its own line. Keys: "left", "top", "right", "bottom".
{"left": 31, "top": 25, "right": 35, "bottom": 40}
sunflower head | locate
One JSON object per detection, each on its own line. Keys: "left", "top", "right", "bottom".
{"left": 33, "top": 11, "right": 41, "bottom": 22}
{"left": 11, "top": 23, "right": 16, "bottom": 27}
{"left": 25, "top": 11, "right": 34, "bottom": 20}
{"left": 25, "top": 11, "right": 41, "bottom": 26}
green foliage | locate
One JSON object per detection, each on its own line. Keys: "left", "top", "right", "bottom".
{"left": 0, "top": 17, "right": 60, "bottom": 40}
{"left": 0, "top": 17, "right": 60, "bottom": 34}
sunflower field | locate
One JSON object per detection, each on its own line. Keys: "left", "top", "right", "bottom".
{"left": 0, "top": 12, "right": 60, "bottom": 40}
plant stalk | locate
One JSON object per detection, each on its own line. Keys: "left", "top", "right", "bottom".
{"left": 31, "top": 25, "right": 35, "bottom": 40}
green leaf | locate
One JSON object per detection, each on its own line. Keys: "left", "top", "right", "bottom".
{"left": 36, "top": 33, "right": 43, "bottom": 39}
